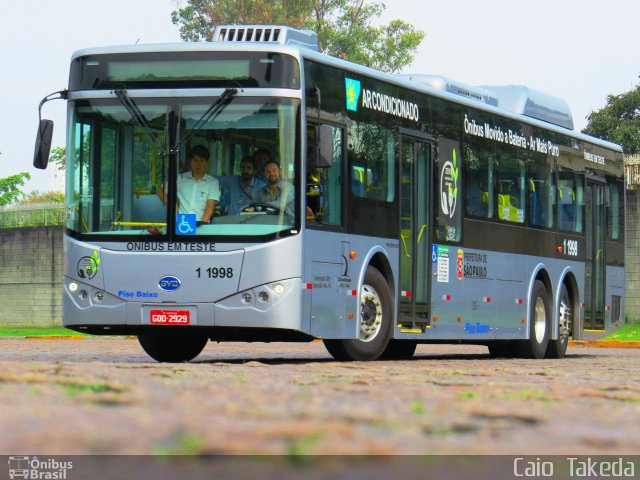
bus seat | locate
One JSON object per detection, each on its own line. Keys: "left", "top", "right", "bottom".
{"left": 498, "top": 194, "right": 521, "bottom": 222}
{"left": 529, "top": 180, "right": 547, "bottom": 226}
{"left": 466, "top": 188, "right": 488, "bottom": 217}
{"left": 529, "top": 189, "right": 540, "bottom": 225}
{"left": 558, "top": 186, "right": 576, "bottom": 228}
{"left": 351, "top": 169, "right": 365, "bottom": 197}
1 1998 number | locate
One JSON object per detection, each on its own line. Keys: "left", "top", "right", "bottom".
{"left": 196, "top": 267, "right": 234, "bottom": 278}
{"left": 563, "top": 239, "right": 578, "bottom": 257}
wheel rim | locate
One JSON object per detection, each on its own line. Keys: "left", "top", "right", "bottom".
{"left": 359, "top": 284, "right": 383, "bottom": 342}
{"left": 534, "top": 296, "right": 547, "bottom": 343}
{"left": 559, "top": 298, "right": 572, "bottom": 341}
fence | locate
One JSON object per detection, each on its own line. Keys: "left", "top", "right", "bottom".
{"left": 0, "top": 203, "right": 64, "bottom": 228}
{"left": 625, "top": 154, "right": 640, "bottom": 190}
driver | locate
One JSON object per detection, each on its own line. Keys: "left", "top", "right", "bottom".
{"left": 244, "top": 160, "right": 294, "bottom": 220}
{"left": 156, "top": 145, "right": 220, "bottom": 224}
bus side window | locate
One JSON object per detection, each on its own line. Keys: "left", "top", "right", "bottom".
{"left": 527, "top": 153, "right": 554, "bottom": 229}
{"left": 495, "top": 150, "right": 525, "bottom": 224}
{"left": 347, "top": 121, "right": 395, "bottom": 203}
{"left": 464, "top": 123, "right": 494, "bottom": 220}
{"left": 557, "top": 172, "right": 582, "bottom": 233}
{"left": 307, "top": 124, "right": 343, "bottom": 226}
{"left": 608, "top": 181, "right": 623, "bottom": 241}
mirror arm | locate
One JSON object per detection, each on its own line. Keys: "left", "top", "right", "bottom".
{"left": 38, "top": 90, "right": 68, "bottom": 123}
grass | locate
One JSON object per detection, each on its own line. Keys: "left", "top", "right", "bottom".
{"left": 456, "top": 390, "right": 478, "bottom": 399}
{"left": 411, "top": 400, "right": 427, "bottom": 415}
{"left": 57, "top": 380, "right": 124, "bottom": 395}
{"left": 153, "top": 432, "right": 207, "bottom": 456}
{"left": 603, "top": 322, "right": 640, "bottom": 341}
{"left": 1, "top": 322, "right": 639, "bottom": 341}
{"left": 0, "top": 326, "right": 88, "bottom": 337}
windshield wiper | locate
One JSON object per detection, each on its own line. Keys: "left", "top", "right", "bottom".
{"left": 174, "top": 86, "right": 238, "bottom": 154}
{"left": 113, "top": 85, "right": 238, "bottom": 156}
{"left": 113, "top": 85, "right": 168, "bottom": 157}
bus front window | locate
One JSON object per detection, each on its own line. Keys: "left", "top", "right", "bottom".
{"left": 67, "top": 100, "right": 170, "bottom": 236}
{"left": 177, "top": 97, "right": 299, "bottom": 237}
{"left": 66, "top": 97, "right": 299, "bottom": 239}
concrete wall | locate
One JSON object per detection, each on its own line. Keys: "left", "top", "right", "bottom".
{"left": 625, "top": 189, "right": 640, "bottom": 322}
{"left": 0, "top": 226, "right": 63, "bottom": 326}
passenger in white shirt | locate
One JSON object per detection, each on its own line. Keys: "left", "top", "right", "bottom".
{"left": 157, "top": 145, "right": 220, "bottom": 223}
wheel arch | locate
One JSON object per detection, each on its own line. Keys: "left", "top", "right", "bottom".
{"left": 358, "top": 247, "right": 396, "bottom": 329}
{"left": 556, "top": 268, "right": 581, "bottom": 341}
{"left": 527, "top": 264, "right": 552, "bottom": 340}
{"left": 363, "top": 248, "right": 395, "bottom": 299}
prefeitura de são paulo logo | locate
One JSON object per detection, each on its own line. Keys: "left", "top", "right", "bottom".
{"left": 8, "top": 456, "right": 73, "bottom": 479}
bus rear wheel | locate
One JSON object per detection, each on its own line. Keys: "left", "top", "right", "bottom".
{"left": 323, "top": 266, "right": 392, "bottom": 361}
{"left": 546, "top": 284, "right": 571, "bottom": 359}
{"left": 518, "top": 280, "right": 550, "bottom": 359}
{"left": 138, "top": 329, "right": 208, "bottom": 363}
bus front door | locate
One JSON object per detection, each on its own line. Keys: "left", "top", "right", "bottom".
{"left": 398, "top": 135, "right": 432, "bottom": 330}
{"left": 584, "top": 180, "right": 606, "bottom": 330}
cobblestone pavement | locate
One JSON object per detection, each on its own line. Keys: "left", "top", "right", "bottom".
{"left": 1, "top": 338, "right": 639, "bottom": 457}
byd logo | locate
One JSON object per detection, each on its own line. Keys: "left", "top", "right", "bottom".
{"left": 159, "top": 276, "right": 181, "bottom": 291}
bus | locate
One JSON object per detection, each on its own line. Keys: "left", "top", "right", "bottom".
{"left": 34, "top": 25, "right": 625, "bottom": 362}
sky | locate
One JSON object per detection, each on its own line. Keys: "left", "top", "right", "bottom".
{"left": 1, "top": 0, "right": 638, "bottom": 193}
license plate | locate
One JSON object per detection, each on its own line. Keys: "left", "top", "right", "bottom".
{"left": 150, "top": 310, "right": 190, "bottom": 325}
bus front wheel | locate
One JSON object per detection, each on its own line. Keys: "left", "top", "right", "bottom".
{"left": 323, "top": 266, "right": 392, "bottom": 361}
{"left": 518, "top": 280, "right": 550, "bottom": 359}
{"left": 138, "top": 329, "right": 208, "bottom": 363}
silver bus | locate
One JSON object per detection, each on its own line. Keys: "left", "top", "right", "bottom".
{"left": 34, "top": 25, "right": 625, "bottom": 362}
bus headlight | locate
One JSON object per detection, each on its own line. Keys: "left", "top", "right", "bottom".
{"left": 69, "top": 282, "right": 78, "bottom": 292}
{"left": 217, "top": 278, "right": 297, "bottom": 312}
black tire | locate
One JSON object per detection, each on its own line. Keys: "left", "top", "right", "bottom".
{"left": 546, "top": 284, "right": 571, "bottom": 359}
{"left": 518, "top": 280, "right": 550, "bottom": 359}
{"left": 487, "top": 341, "right": 517, "bottom": 358}
{"left": 138, "top": 329, "right": 208, "bottom": 363}
{"left": 380, "top": 340, "right": 417, "bottom": 360}
{"left": 324, "top": 266, "right": 392, "bottom": 361}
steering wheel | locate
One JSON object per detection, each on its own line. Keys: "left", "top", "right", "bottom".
{"left": 244, "top": 203, "right": 281, "bottom": 215}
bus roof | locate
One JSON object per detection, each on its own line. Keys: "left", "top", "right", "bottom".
{"left": 70, "top": 39, "right": 623, "bottom": 154}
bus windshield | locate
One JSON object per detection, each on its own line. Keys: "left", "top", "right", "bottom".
{"left": 67, "top": 96, "right": 300, "bottom": 239}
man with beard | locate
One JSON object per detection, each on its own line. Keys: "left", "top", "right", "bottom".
{"left": 244, "top": 159, "right": 294, "bottom": 221}
{"left": 217, "top": 155, "right": 266, "bottom": 215}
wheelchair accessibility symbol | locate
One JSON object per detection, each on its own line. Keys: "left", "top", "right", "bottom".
{"left": 176, "top": 214, "right": 197, "bottom": 235}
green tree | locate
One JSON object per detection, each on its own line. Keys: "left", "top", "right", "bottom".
{"left": 19, "top": 190, "right": 65, "bottom": 205}
{"left": 49, "top": 146, "right": 66, "bottom": 169}
{"left": 171, "top": 0, "right": 425, "bottom": 73}
{"left": 0, "top": 152, "right": 31, "bottom": 206}
{"left": 582, "top": 79, "right": 640, "bottom": 154}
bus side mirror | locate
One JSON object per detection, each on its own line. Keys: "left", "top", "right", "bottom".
{"left": 33, "top": 119, "right": 54, "bottom": 170}
{"left": 316, "top": 125, "right": 333, "bottom": 168}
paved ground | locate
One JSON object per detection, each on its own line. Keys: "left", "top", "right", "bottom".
{"left": 1, "top": 338, "right": 639, "bottom": 458}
